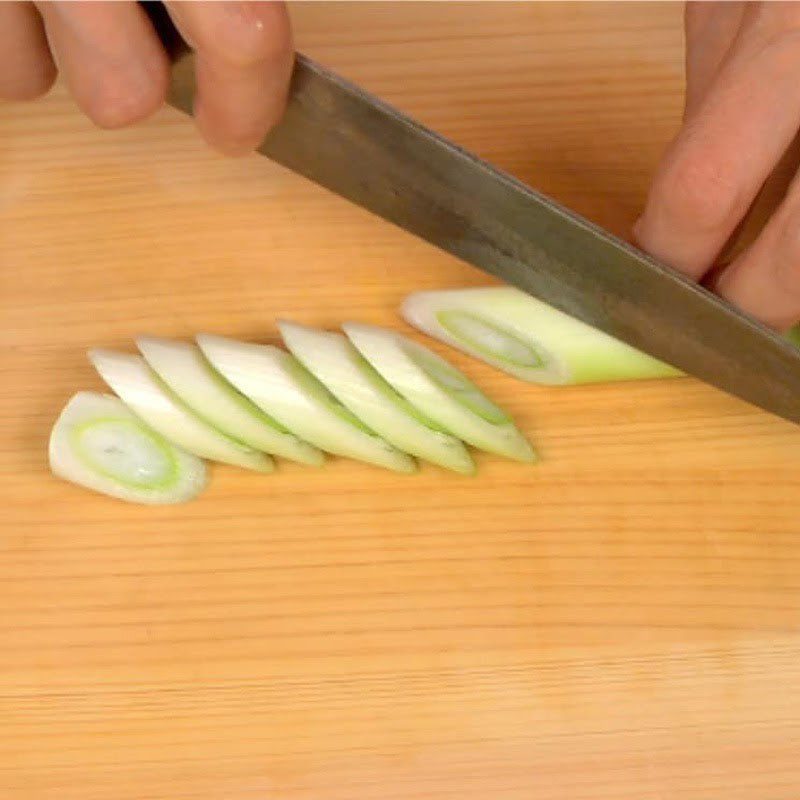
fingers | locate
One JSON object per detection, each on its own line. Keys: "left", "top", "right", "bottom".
{"left": 0, "top": 2, "right": 56, "bottom": 100}
{"left": 35, "top": 1, "right": 169, "bottom": 128}
{"left": 683, "top": 1, "right": 757, "bottom": 265}
{"left": 3, "top": 0, "right": 292, "bottom": 154}
{"left": 683, "top": 1, "right": 745, "bottom": 118}
{"left": 634, "top": 3, "right": 800, "bottom": 280}
{"left": 713, "top": 173, "right": 800, "bottom": 331}
{"left": 166, "top": 1, "right": 293, "bottom": 155}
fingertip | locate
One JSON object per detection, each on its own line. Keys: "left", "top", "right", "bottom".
{"left": 197, "top": 130, "right": 258, "bottom": 157}
{"left": 191, "top": 52, "right": 291, "bottom": 156}
{"left": 1, "top": 60, "right": 57, "bottom": 101}
{"left": 713, "top": 199, "right": 800, "bottom": 331}
{"left": 193, "top": 103, "right": 270, "bottom": 156}
{"left": 37, "top": 0, "right": 173, "bottom": 130}
{"left": 86, "top": 79, "right": 164, "bottom": 129}
{"left": 167, "top": 1, "right": 293, "bottom": 156}
{"left": 631, "top": 209, "right": 660, "bottom": 262}
{"left": 196, "top": 106, "right": 288, "bottom": 157}
{"left": 84, "top": 51, "right": 170, "bottom": 129}
{"left": 0, "top": 1, "right": 57, "bottom": 102}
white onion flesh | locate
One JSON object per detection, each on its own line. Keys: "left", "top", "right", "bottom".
{"left": 137, "top": 336, "right": 324, "bottom": 466}
{"left": 196, "top": 333, "right": 417, "bottom": 473}
{"left": 343, "top": 323, "right": 535, "bottom": 462}
{"left": 89, "top": 349, "right": 273, "bottom": 472}
{"left": 402, "top": 286, "right": 682, "bottom": 384}
{"left": 49, "top": 391, "right": 207, "bottom": 504}
{"left": 279, "top": 321, "right": 475, "bottom": 474}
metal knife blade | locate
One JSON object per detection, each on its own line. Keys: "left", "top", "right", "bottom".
{"left": 165, "top": 52, "right": 800, "bottom": 424}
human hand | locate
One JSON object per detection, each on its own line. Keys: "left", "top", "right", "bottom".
{"left": 0, "top": 1, "right": 293, "bottom": 155}
{"left": 634, "top": 1, "right": 800, "bottom": 331}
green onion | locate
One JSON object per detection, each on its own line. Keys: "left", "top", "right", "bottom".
{"left": 137, "top": 336, "right": 324, "bottom": 466}
{"left": 279, "top": 321, "right": 475, "bottom": 474}
{"left": 52, "top": 319, "right": 541, "bottom": 503}
{"left": 343, "top": 322, "right": 535, "bottom": 462}
{"left": 89, "top": 349, "right": 273, "bottom": 472}
{"left": 49, "top": 392, "right": 207, "bottom": 504}
{"left": 402, "top": 286, "right": 682, "bottom": 384}
{"left": 196, "top": 333, "right": 417, "bottom": 473}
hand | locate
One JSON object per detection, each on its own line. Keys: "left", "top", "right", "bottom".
{"left": 0, "top": 1, "right": 293, "bottom": 155}
{"left": 634, "top": 1, "right": 800, "bottom": 332}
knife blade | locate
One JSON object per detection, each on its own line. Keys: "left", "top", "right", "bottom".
{"left": 162, "top": 46, "right": 800, "bottom": 424}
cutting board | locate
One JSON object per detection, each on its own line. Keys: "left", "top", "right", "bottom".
{"left": 3, "top": 3, "right": 800, "bottom": 798}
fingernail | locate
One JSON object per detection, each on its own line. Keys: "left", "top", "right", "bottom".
{"left": 194, "top": 98, "right": 258, "bottom": 157}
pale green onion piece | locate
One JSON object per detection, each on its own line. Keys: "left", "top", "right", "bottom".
{"left": 196, "top": 333, "right": 417, "bottom": 474}
{"left": 278, "top": 320, "right": 475, "bottom": 474}
{"left": 49, "top": 391, "right": 207, "bottom": 504}
{"left": 343, "top": 323, "right": 535, "bottom": 463}
{"left": 788, "top": 325, "right": 800, "bottom": 348}
{"left": 136, "top": 336, "right": 324, "bottom": 467}
{"left": 89, "top": 349, "right": 273, "bottom": 473}
{"left": 401, "top": 286, "right": 683, "bottom": 385}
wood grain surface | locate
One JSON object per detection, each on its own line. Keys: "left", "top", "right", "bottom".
{"left": 3, "top": 3, "right": 800, "bottom": 798}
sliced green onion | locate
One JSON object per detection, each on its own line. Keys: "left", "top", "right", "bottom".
{"left": 788, "top": 325, "right": 800, "bottom": 348}
{"left": 278, "top": 321, "right": 475, "bottom": 474}
{"left": 89, "top": 349, "right": 273, "bottom": 473}
{"left": 196, "top": 333, "right": 417, "bottom": 474}
{"left": 402, "top": 286, "right": 683, "bottom": 385}
{"left": 49, "top": 391, "right": 207, "bottom": 504}
{"left": 136, "top": 336, "right": 324, "bottom": 467}
{"left": 343, "top": 323, "right": 535, "bottom": 463}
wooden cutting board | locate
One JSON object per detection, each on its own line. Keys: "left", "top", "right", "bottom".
{"left": 2, "top": 3, "right": 799, "bottom": 798}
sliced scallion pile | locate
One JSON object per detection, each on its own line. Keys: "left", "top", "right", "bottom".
{"left": 51, "top": 319, "right": 536, "bottom": 504}
{"left": 343, "top": 322, "right": 535, "bottom": 462}
{"left": 279, "top": 320, "right": 475, "bottom": 474}
{"left": 137, "top": 336, "right": 324, "bottom": 466}
{"left": 196, "top": 333, "right": 417, "bottom": 474}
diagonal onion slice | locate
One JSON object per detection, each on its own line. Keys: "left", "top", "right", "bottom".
{"left": 343, "top": 323, "right": 535, "bottom": 463}
{"left": 279, "top": 321, "right": 475, "bottom": 474}
{"left": 196, "top": 333, "right": 417, "bottom": 474}
{"left": 89, "top": 349, "right": 273, "bottom": 472}
{"left": 49, "top": 391, "right": 207, "bottom": 504}
{"left": 136, "top": 336, "right": 324, "bottom": 466}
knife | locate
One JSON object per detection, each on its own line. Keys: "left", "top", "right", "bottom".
{"left": 143, "top": 4, "right": 800, "bottom": 424}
